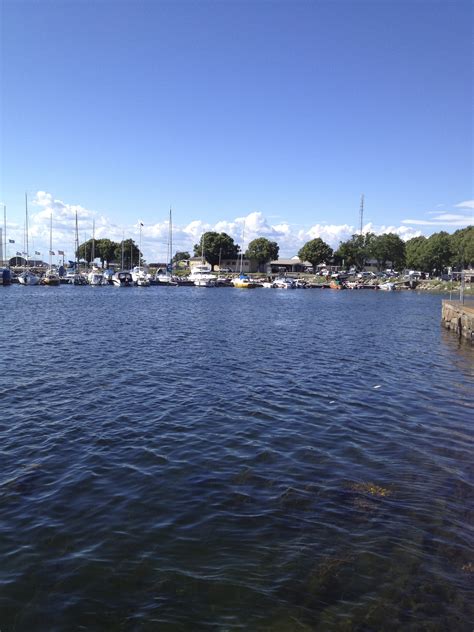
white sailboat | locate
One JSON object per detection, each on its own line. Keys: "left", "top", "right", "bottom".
{"left": 18, "top": 193, "right": 40, "bottom": 286}
{"left": 71, "top": 211, "right": 87, "bottom": 285}
{"left": 43, "top": 213, "right": 60, "bottom": 286}
{"left": 131, "top": 221, "right": 150, "bottom": 286}
{"left": 155, "top": 207, "right": 177, "bottom": 285}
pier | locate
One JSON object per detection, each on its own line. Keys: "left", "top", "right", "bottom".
{"left": 442, "top": 300, "right": 474, "bottom": 343}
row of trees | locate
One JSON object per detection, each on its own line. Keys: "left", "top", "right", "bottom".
{"left": 77, "top": 238, "right": 143, "bottom": 269}
{"left": 193, "top": 232, "right": 280, "bottom": 271}
{"left": 297, "top": 227, "right": 473, "bottom": 274}
{"left": 78, "top": 226, "right": 473, "bottom": 274}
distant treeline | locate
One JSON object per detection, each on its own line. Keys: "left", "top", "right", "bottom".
{"left": 79, "top": 226, "right": 473, "bottom": 274}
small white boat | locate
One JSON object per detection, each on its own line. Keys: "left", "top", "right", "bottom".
{"left": 378, "top": 282, "right": 397, "bottom": 291}
{"left": 273, "top": 278, "right": 296, "bottom": 289}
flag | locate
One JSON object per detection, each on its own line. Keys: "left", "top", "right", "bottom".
{"left": 35, "top": 251, "right": 40, "bottom": 255}
{"left": 58, "top": 250, "right": 65, "bottom": 255}
{"left": 49, "top": 250, "right": 55, "bottom": 255}
{"left": 16, "top": 251, "right": 21, "bottom": 256}
{"left": 140, "top": 222, "right": 144, "bottom": 227}
{"left": 9, "top": 239, "right": 15, "bottom": 243}
{"left": 22, "top": 252, "right": 28, "bottom": 256}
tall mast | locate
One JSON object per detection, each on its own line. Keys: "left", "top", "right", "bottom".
{"left": 25, "top": 193, "right": 29, "bottom": 266}
{"left": 75, "top": 211, "right": 79, "bottom": 271}
{"left": 3, "top": 204, "right": 6, "bottom": 266}
{"left": 359, "top": 194, "right": 365, "bottom": 236}
{"left": 121, "top": 232, "right": 124, "bottom": 269}
{"left": 92, "top": 220, "right": 95, "bottom": 264}
{"left": 139, "top": 221, "right": 142, "bottom": 269}
{"left": 169, "top": 207, "right": 172, "bottom": 274}
{"left": 49, "top": 212, "right": 53, "bottom": 268}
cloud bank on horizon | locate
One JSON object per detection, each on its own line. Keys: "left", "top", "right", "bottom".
{"left": 4, "top": 191, "right": 473, "bottom": 261}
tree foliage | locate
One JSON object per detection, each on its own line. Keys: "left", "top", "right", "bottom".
{"left": 113, "top": 239, "right": 142, "bottom": 270}
{"left": 298, "top": 238, "right": 333, "bottom": 272}
{"left": 193, "top": 232, "right": 239, "bottom": 270}
{"left": 368, "top": 233, "right": 406, "bottom": 271}
{"left": 245, "top": 238, "right": 279, "bottom": 271}
{"left": 172, "top": 251, "right": 190, "bottom": 263}
{"left": 77, "top": 238, "right": 118, "bottom": 267}
{"left": 405, "top": 236, "right": 428, "bottom": 270}
{"left": 335, "top": 233, "right": 375, "bottom": 270}
{"left": 450, "top": 226, "right": 474, "bottom": 268}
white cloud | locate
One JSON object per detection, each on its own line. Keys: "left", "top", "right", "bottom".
{"left": 6, "top": 190, "right": 466, "bottom": 263}
{"left": 455, "top": 200, "right": 474, "bottom": 209}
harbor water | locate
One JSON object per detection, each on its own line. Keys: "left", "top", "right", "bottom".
{"left": 1, "top": 286, "right": 473, "bottom": 631}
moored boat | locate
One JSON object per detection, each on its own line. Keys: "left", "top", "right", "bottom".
{"left": 231, "top": 273, "right": 257, "bottom": 289}
{"left": 112, "top": 271, "right": 134, "bottom": 286}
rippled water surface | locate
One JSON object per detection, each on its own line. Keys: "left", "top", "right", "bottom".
{"left": 1, "top": 286, "right": 473, "bottom": 631}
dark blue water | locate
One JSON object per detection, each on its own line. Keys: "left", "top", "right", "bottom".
{"left": 1, "top": 286, "right": 473, "bottom": 631}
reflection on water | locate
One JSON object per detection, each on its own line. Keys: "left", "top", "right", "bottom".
{"left": 0, "top": 286, "right": 472, "bottom": 630}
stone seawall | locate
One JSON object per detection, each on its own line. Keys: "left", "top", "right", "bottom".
{"left": 442, "top": 301, "right": 474, "bottom": 343}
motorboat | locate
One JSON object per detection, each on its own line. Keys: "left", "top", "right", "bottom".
{"left": 131, "top": 266, "right": 150, "bottom": 286}
{"left": 189, "top": 264, "right": 216, "bottom": 287}
{"left": 88, "top": 270, "right": 105, "bottom": 286}
{"left": 378, "top": 282, "right": 397, "bottom": 291}
{"left": 273, "top": 277, "right": 296, "bottom": 289}
{"left": 112, "top": 271, "right": 134, "bottom": 286}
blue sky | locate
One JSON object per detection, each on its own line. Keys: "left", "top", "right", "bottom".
{"left": 1, "top": 0, "right": 472, "bottom": 261}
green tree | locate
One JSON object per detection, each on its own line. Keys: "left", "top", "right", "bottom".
{"left": 424, "top": 231, "right": 452, "bottom": 275}
{"left": 114, "top": 239, "right": 142, "bottom": 270}
{"left": 245, "top": 238, "right": 279, "bottom": 272}
{"left": 172, "top": 251, "right": 190, "bottom": 264}
{"left": 368, "top": 233, "right": 406, "bottom": 271}
{"left": 450, "top": 226, "right": 474, "bottom": 268}
{"left": 405, "top": 236, "right": 428, "bottom": 270}
{"left": 193, "top": 232, "right": 239, "bottom": 270}
{"left": 96, "top": 238, "right": 118, "bottom": 268}
{"left": 298, "top": 238, "right": 333, "bottom": 273}
{"left": 77, "top": 239, "right": 94, "bottom": 265}
{"left": 335, "top": 233, "right": 375, "bottom": 270}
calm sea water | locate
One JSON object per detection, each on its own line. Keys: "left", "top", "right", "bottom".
{"left": 1, "top": 285, "right": 473, "bottom": 631}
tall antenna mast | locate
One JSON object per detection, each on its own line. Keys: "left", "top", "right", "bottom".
{"left": 359, "top": 194, "right": 365, "bottom": 235}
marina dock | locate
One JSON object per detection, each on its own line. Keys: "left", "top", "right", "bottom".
{"left": 442, "top": 300, "right": 474, "bottom": 343}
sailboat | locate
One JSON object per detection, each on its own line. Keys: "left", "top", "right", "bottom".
{"left": 88, "top": 220, "right": 106, "bottom": 285}
{"left": 18, "top": 194, "right": 40, "bottom": 286}
{"left": 131, "top": 221, "right": 150, "bottom": 286}
{"left": 231, "top": 223, "right": 257, "bottom": 288}
{"left": 42, "top": 213, "right": 60, "bottom": 285}
{"left": 155, "top": 207, "right": 177, "bottom": 286}
{"left": 71, "top": 211, "right": 87, "bottom": 285}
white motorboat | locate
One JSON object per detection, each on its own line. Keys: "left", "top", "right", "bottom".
{"left": 88, "top": 270, "right": 105, "bottom": 286}
{"left": 131, "top": 266, "right": 151, "bottom": 286}
{"left": 378, "top": 282, "right": 397, "bottom": 291}
{"left": 273, "top": 277, "right": 296, "bottom": 289}
{"left": 189, "top": 263, "right": 216, "bottom": 287}
{"left": 112, "top": 271, "right": 134, "bottom": 286}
